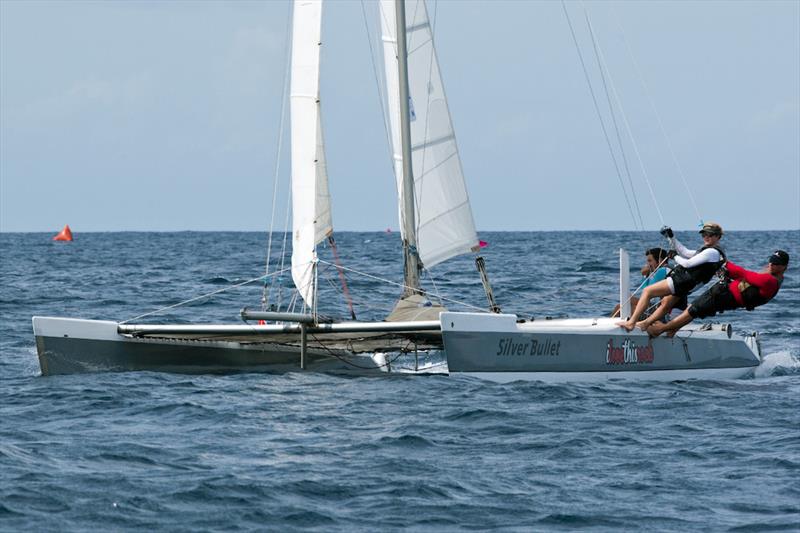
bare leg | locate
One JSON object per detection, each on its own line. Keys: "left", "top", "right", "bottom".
{"left": 611, "top": 296, "right": 639, "bottom": 318}
{"left": 636, "top": 295, "right": 677, "bottom": 331}
{"left": 616, "top": 282, "right": 672, "bottom": 331}
{"left": 647, "top": 308, "right": 694, "bottom": 338}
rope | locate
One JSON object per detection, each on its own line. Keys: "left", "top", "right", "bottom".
{"left": 582, "top": 4, "right": 665, "bottom": 226}
{"left": 561, "top": 0, "right": 640, "bottom": 230}
{"left": 120, "top": 266, "right": 293, "bottom": 324}
{"left": 317, "top": 259, "right": 487, "bottom": 313}
{"left": 309, "top": 332, "right": 414, "bottom": 370}
{"left": 424, "top": 267, "right": 444, "bottom": 306}
{"left": 612, "top": 9, "right": 703, "bottom": 224}
{"left": 617, "top": 253, "right": 671, "bottom": 317}
{"left": 262, "top": 2, "right": 294, "bottom": 310}
{"left": 321, "top": 274, "right": 395, "bottom": 316}
{"left": 582, "top": 5, "right": 644, "bottom": 229}
{"left": 327, "top": 236, "right": 357, "bottom": 320}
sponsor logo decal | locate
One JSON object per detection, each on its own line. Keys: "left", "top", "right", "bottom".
{"left": 496, "top": 338, "right": 561, "bottom": 357}
{"left": 606, "top": 338, "right": 654, "bottom": 365}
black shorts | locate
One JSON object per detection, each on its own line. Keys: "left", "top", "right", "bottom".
{"left": 688, "top": 282, "right": 739, "bottom": 319}
{"left": 669, "top": 268, "right": 698, "bottom": 297}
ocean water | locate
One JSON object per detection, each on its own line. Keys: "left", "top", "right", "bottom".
{"left": 1, "top": 230, "right": 798, "bottom": 531}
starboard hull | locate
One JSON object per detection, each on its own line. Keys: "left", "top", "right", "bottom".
{"left": 441, "top": 312, "right": 761, "bottom": 382}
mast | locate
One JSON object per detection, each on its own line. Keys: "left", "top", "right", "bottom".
{"left": 395, "top": 0, "right": 421, "bottom": 296}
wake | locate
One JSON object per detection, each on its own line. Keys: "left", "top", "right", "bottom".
{"left": 755, "top": 350, "right": 800, "bottom": 378}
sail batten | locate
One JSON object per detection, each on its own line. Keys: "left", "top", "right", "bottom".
{"left": 290, "top": 0, "right": 332, "bottom": 309}
{"left": 412, "top": 133, "right": 456, "bottom": 151}
{"left": 380, "top": 0, "right": 478, "bottom": 269}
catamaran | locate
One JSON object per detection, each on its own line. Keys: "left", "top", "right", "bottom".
{"left": 33, "top": 0, "right": 763, "bottom": 380}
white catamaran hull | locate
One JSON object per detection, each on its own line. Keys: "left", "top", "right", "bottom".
{"left": 441, "top": 312, "right": 761, "bottom": 383}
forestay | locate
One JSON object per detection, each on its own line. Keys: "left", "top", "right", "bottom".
{"left": 291, "top": 0, "right": 333, "bottom": 309}
{"left": 380, "top": 0, "right": 479, "bottom": 268}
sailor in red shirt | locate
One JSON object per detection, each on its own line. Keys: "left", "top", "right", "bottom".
{"left": 647, "top": 250, "right": 789, "bottom": 337}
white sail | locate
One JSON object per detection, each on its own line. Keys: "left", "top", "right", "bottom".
{"left": 291, "top": 0, "right": 332, "bottom": 309}
{"left": 380, "top": 0, "right": 479, "bottom": 268}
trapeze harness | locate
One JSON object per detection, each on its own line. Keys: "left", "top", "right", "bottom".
{"left": 668, "top": 244, "right": 727, "bottom": 296}
{"left": 737, "top": 277, "right": 782, "bottom": 311}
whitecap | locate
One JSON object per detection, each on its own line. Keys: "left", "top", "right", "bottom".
{"left": 754, "top": 350, "right": 800, "bottom": 379}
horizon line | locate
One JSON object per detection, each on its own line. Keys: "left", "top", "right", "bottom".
{"left": 2, "top": 227, "right": 799, "bottom": 234}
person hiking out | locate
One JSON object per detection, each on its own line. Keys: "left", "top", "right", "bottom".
{"left": 648, "top": 250, "right": 789, "bottom": 337}
{"left": 617, "top": 222, "right": 725, "bottom": 332}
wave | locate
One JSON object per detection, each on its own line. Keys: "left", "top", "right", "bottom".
{"left": 575, "top": 261, "right": 615, "bottom": 273}
{"left": 203, "top": 277, "right": 232, "bottom": 285}
{"left": 755, "top": 351, "right": 800, "bottom": 378}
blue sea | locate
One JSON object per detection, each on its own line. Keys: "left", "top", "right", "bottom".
{"left": 1, "top": 230, "right": 798, "bottom": 531}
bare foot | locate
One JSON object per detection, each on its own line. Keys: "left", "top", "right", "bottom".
{"left": 616, "top": 321, "right": 634, "bottom": 332}
{"left": 636, "top": 320, "right": 651, "bottom": 331}
{"left": 647, "top": 323, "right": 665, "bottom": 338}
{"left": 666, "top": 330, "right": 677, "bottom": 338}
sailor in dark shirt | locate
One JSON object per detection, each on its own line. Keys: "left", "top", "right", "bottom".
{"left": 647, "top": 250, "right": 789, "bottom": 337}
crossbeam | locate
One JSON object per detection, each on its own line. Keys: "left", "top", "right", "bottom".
{"left": 118, "top": 320, "right": 441, "bottom": 337}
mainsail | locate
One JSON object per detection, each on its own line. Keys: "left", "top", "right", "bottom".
{"left": 380, "top": 0, "right": 479, "bottom": 268}
{"left": 290, "top": 0, "right": 333, "bottom": 309}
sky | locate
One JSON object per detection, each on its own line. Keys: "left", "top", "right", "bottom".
{"left": 1, "top": 0, "right": 798, "bottom": 233}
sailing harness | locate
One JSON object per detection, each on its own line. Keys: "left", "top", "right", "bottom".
{"left": 667, "top": 244, "right": 727, "bottom": 295}
{"left": 737, "top": 277, "right": 783, "bottom": 311}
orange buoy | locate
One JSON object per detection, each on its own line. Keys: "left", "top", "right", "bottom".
{"left": 53, "top": 224, "right": 73, "bottom": 242}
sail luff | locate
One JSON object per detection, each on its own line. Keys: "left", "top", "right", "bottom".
{"left": 379, "top": 2, "right": 406, "bottom": 239}
{"left": 395, "top": 0, "right": 422, "bottom": 295}
{"left": 380, "top": 0, "right": 479, "bottom": 270}
{"left": 290, "top": 0, "right": 332, "bottom": 310}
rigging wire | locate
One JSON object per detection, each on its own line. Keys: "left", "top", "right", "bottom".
{"left": 582, "top": 4, "right": 644, "bottom": 229}
{"left": 582, "top": 4, "right": 665, "bottom": 226}
{"left": 560, "top": 0, "right": 640, "bottom": 230}
{"left": 328, "top": 236, "right": 357, "bottom": 319}
{"left": 262, "top": 2, "right": 294, "bottom": 311}
{"left": 322, "top": 274, "right": 395, "bottom": 316}
{"left": 318, "top": 259, "right": 487, "bottom": 312}
{"left": 616, "top": 253, "right": 671, "bottom": 318}
{"left": 423, "top": 267, "right": 444, "bottom": 306}
{"left": 611, "top": 8, "right": 703, "bottom": 225}
{"left": 273, "top": 185, "right": 293, "bottom": 311}
{"left": 362, "top": 0, "right": 401, "bottom": 184}
{"left": 121, "top": 267, "right": 293, "bottom": 324}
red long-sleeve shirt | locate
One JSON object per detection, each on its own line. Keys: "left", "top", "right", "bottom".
{"left": 726, "top": 261, "right": 780, "bottom": 306}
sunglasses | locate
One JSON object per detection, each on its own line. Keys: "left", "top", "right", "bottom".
{"left": 700, "top": 231, "right": 719, "bottom": 237}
